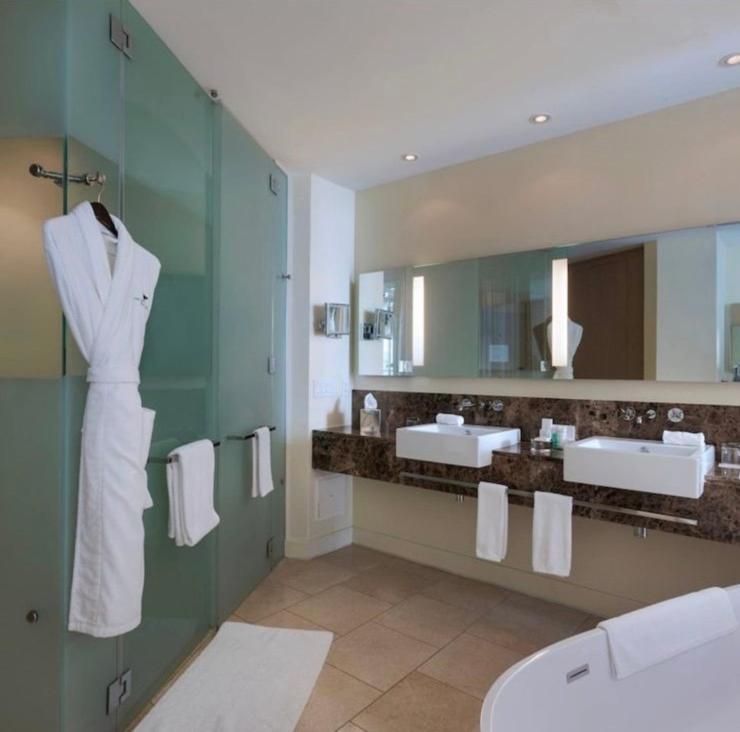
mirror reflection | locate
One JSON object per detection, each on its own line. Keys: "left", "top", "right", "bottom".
{"left": 357, "top": 222, "right": 740, "bottom": 383}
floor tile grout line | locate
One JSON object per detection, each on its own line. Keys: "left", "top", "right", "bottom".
{"left": 414, "top": 665, "right": 488, "bottom": 704}
{"left": 354, "top": 533, "right": 642, "bottom": 607}
{"left": 138, "top": 553, "right": 480, "bottom": 724}
{"left": 325, "top": 618, "right": 434, "bottom": 692}
{"left": 342, "top": 686, "right": 386, "bottom": 729}
{"left": 325, "top": 609, "right": 535, "bottom": 701}
{"left": 286, "top": 581, "right": 400, "bottom": 635}
{"left": 340, "top": 717, "right": 370, "bottom": 732}
{"left": 269, "top": 553, "right": 510, "bottom": 613}
{"left": 280, "top": 548, "right": 592, "bottom": 617}
{"left": 148, "top": 553, "right": 526, "bottom": 729}
{"left": 375, "top": 602, "right": 485, "bottom": 650}
{"left": 327, "top": 617, "right": 446, "bottom": 692}
{"left": 244, "top": 553, "right": 586, "bottom": 724}
{"left": 328, "top": 594, "right": 479, "bottom": 651}
{"left": 347, "top": 660, "right": 484, "bottom": 728}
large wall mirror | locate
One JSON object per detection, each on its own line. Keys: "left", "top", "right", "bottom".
{"left": 357, "top": 222, "right": 740, "bottom": 382}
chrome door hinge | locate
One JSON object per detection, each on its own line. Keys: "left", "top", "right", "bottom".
{"left": 267, "top": 355, "right": 277, "bottom": 374}
{"left": 106, "top": 669, "right": 132, "bottom": 715}
{"left": 110, "top": 15, "right": 133, "bottom": 58}
{"left": 266, "top": 537, "right": 275, "bottom": 559}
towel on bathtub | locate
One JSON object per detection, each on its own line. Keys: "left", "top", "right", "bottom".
{"left": 598, "top": 587, "right": 738, "bottom": 680}
{"left": 476, "top": 482, "right": 508, "bottom": 562}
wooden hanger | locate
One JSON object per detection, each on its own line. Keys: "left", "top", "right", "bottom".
{"left": 92, "top": 182, "right": 117, "bottom": 237}
{"left": 91, "top": 201, "right": 117, "bottom": 237}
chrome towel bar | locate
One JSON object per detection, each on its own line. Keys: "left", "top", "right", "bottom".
{"left": 226, "top": 426, "right": 277, "bottom": 441}
{"left": 146, "top": 427, "right": 277, "bottom": 465}
{"left": 147, "top": 440, "right": 221, "bottom": 465}
{"left": 398, "top": 471, "right": 699, "bottom": 527}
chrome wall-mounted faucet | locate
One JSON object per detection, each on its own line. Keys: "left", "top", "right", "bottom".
{"left": 619, "top": 407, "right": 657, "bottom": 425}
{"left": 457, "top": 398, "right": 475, "bottom": 412}
{"left": 479, "top": 399, "right": 504, "bottom": 413}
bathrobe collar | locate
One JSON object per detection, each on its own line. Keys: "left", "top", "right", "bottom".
{"left": 71, "top": 202, "right": 136, "bottom": 372}
{"left": 71, "top": 201, "right": 133, "bottom": 307}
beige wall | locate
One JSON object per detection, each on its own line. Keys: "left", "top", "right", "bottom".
{"left": 353, "top": 88, "right": 740, "bottom": 616}
{"left": 0, "top": 138, "right": 63, "bottom": 377}
{"left": 354, "top": 479, "right": 740, "bottom": 617}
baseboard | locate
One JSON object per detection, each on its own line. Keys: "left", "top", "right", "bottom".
{"left": 353, "top": 526, "right": 641, "bottom": 618}
{"left": 285, "top": 526, "right": 354, "bottom": 559}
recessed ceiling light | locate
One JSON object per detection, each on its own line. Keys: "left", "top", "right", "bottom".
{"left": 529, "top": 113, "right": 551, "bottom": 124}
{"left": 402, "top": 153, "right": 418, "bottom": 162}
{"left": 720, "top": 53, "right": 740, "bottom": 67}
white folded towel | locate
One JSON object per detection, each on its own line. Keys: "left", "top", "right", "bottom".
{"left": 436, "top": 413, "right": 464, "bottom": 426}
{"left": 663, "top": 430, "right": 705, "bottom": 448}
{"left": 252, "top": 426, "right": 275, "bottom": 498}
{"left": 166, "top": 440, "right": 220, "bottom": 547}
{"left": 598, "top": 587, "right": 738, "bottom": 680}
{"left": 476, "top": 482, "right": 508, "bottom": 562}
{"left": 532, "top": 491, "right": 573, "bottom": 577}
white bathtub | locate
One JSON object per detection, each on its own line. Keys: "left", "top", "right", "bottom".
{"left": 481, "top": 585, "right": 740, "bottom": 732}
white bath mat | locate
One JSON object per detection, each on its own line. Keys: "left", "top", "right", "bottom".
{"left": 135, "top": 621, "right": 332, "bottom": 732}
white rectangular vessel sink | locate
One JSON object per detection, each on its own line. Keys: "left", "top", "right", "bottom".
{"left": 563, "top": 436, "right": 715, "bottom": 499}
{"left": 396, "top": 423, "right": 521, "bottom": 468}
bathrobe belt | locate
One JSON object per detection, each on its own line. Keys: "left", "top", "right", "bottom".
{"left": 87, "top": 365, "right": 140, "bottom": 384}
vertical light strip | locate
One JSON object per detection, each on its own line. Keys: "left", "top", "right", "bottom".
{"left": 551, "top": 258, "right": 569, "bottom": 367}
{"left": 412, "top": 275, "right": 425, "bottom": 367}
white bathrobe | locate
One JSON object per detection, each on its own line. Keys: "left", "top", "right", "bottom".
{"left": 44, "top": 202, "right": 160, "bottom": 638}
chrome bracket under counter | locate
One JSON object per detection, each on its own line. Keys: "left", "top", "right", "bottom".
{"left": 398, "top": 471, "right": 699, "bottom": 527}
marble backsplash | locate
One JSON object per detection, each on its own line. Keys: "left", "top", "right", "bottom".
{"left": 352, "top": 390, "right": 740, "bottom": 446}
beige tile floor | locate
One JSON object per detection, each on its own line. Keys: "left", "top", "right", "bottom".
{"left": 129, "top": 545, "right": 600, "bottom": 731}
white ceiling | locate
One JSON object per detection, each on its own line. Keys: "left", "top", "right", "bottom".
{"left": 132, "top": 0, "right": 740, "bottom": 190}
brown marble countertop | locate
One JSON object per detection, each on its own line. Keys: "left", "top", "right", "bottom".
{"left": 317, "top": 426, "right": 566, "bottom": 459}
{"left": 312, "top": 426, "right": 740, "bottom": 545}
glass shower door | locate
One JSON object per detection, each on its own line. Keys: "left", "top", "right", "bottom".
{"left": 117, "top": 3, "right": 215, "bottom": 727}
{"left": 214, "top": 108, "right": 288, "bottom": 621}
{"left": 62, "top": 2, "right": 124, "bottom": 730}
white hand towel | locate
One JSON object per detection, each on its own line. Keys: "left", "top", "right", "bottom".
{"left": 166, "top": 440, "right": 220, "bottom": 547}
{"left": 532, "top": 491, "right": 573, "bottom": 577}
{"left": 662, "top": 430, "right": 705, "bottom": 448}
{"left": 476, "top": 482, "right": 508, "bottom": 562}
{"left": 436, "top": 413, "right": 464, "bottom": 426}
{"left": 598, "top": 587, "right": 738, "bottom": 680}
{"left": 252, "top": 427, "right": 275, "bottom": 498}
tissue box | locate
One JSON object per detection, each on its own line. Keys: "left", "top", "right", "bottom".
{"left": 360, "top": 408, "right": 381, "bottom": 436}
